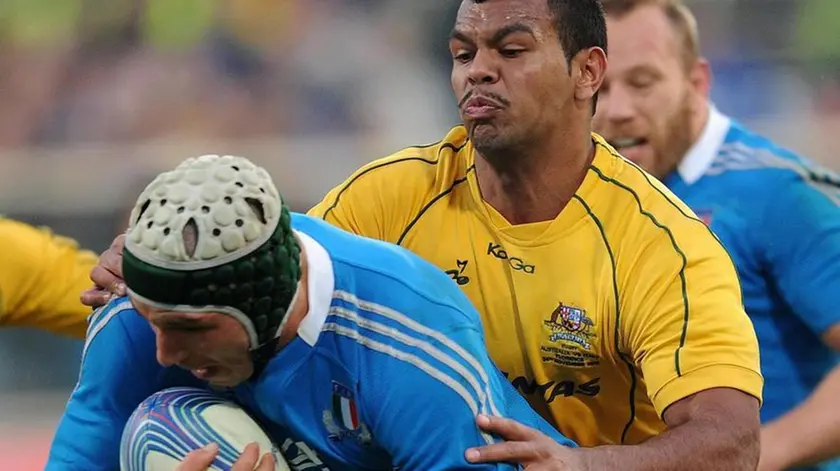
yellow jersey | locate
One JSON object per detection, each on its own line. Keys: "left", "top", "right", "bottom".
{"left": 0, "top": 218, "right": 98, "bottom": 339}
{"left": 309, "top": 126, "right": 763, "bottom": 446}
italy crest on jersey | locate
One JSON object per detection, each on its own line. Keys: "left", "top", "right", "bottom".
{"left": 323, "top": 381, "right": 371, "bottom": 445}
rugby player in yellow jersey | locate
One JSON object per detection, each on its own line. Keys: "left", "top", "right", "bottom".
{"left": 0, "top": 217, "right": 97, "bottom": 338}
{"left": 81, "top": 0, "right": 763, "bottom": 469}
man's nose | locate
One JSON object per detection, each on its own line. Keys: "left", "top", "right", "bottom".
{"left": 155, "top": 333, "right": 188, "bottom": 367}
{"left": 467, "top": 50, "right": 500, "bottom": 85}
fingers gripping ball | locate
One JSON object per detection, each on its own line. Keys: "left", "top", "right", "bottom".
{"left": 120, "top": 387, "right": 290, "bottom": 471}
{"left": 122, "top": 155, "right": 301, "bottom": 351}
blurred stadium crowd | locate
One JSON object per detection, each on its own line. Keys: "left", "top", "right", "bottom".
{"left": 1, "top": 0, "right": 840, "bottom": 469}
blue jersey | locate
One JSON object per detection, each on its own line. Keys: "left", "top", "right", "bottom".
{"left": 47, "top": 214, "right": 575, "bottom": 471}
{"left": 664, "top": 109, "right": 840, "bottom": 471}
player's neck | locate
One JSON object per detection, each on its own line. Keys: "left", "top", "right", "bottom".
{"left": 475, "top": 127, "right": 594, "bottom": 225}
{"left": 275, "top": 244, "right": 310, "bottom": 351}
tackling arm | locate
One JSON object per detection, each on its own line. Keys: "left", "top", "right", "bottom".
{"left": 578, "top": 388, "right": 759, "bottom": 471}
{"left": 585, "top": 216, "right": 763, "bottom": 471}
{"left": 0, "top": 218, "right": 98, "bottom": 338}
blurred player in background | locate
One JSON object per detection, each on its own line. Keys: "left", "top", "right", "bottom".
{"left": 0, "top": 217, "right": 97, "bottom": 338}
{"left": 47, "top": 155, "right": 576, "bottom": 471}
{"left": 594, "top": 1, "right": 840, "bottom": 470}
{"left": 81, "top": 0, "right": 764, "bottom": 469}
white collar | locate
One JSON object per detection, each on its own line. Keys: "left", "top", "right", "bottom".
{"left": 293, "top": 230, "right": 335, "bottom": 346}
{"left": 678, "top": 104, "right": 731, "bottom": 185}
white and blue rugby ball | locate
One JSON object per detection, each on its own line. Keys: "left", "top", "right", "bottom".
{"left": 120, "top": 387, "right": 289, "bottom": 471}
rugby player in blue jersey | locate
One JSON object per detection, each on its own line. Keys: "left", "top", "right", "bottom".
{"left": 47, "top": 154, "right": 575, "bottom": 471}
{"left": 595, "top": 1, "right": 840, "bottom": 470}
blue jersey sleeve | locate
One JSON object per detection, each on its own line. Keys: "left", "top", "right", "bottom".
{"left": 46, "top": 297, "right": 200, "bottom": 471}
{"left": 758, "top": 173, "right": 840, "bottom": 335}
{"left": 362, "top": 316, "right": 576, "bottom": 471}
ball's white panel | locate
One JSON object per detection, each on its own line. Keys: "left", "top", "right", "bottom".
{"left": 120, "top": 387, "right": 290, "bottom": 471}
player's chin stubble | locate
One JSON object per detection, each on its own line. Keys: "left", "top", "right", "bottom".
{"left": 467, "top": 120, "right": 518, "bottom": 158}
{"left": 658, "top": 99, "right": 695, "bottom": 179}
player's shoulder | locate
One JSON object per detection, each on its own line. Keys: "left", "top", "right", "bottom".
{"left": 712, "top": 122, "right": 840, "bottom": 195}
{"left": 87, "top": 296, "right": 138, "bottom": 334}
{"left": 337, "top": 125, "right": 471, "bottom": 193}
{"left": 77, "top": 296, "right": 150, "bottom": 365}
{"left": 294, "top": 214, "right": 480, "bottom": 327}
{"left": 590, "top": 135, "right": 702, "bottom": 231}
{"left": 588, "top": 137, "right": 742, "bottom": 309}
{"left": 588, "top": 135, "right": 733, "bottom": 276}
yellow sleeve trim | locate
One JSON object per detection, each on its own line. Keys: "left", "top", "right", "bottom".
{"left": 652, "top": 364, "right": 764, "bottom": 418}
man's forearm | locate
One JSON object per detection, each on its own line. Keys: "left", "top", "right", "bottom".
{"left": 577, "top": 413, "right": 759, "bottom": 471}
{"left": 761, "top": 365, "right": 840, "bottom": 469}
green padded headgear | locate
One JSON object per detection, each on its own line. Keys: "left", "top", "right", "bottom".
{"left": 123, "top": 154, "right": 301, "bottom": 360}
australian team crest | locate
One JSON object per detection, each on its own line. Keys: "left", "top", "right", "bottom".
{"left": 544, "top": 302, "right": 595, "bottom": 350}
{"left": 323, "top": 381, "right": 372, "bottom": 445}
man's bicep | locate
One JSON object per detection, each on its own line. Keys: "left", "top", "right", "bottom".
{"left": 761, "top": 179, "right": 840, "bottom": 336}
{"left": 662, "top": 387, "right": 760, "bottom": 432}
{"left": 625, "top": 240, "right": 763, "bottom": 417}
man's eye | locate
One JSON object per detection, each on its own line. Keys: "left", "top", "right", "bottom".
{"left": 454, "top": 51, "right": 473, "bottom": 62}
{"left": 629, "top": 76, "right": 657, "bottom": 89}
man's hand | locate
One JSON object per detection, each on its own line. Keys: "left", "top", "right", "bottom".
{"left": 80, "top": 233, "right": 126, "bottom": 308}
{"left": 175, "top": 443, "right": 276, "bottom": 471}
{"left": 467, "top": 388, "right": 760, "bottom": 471}
{"left": 757, "top": 326, "right": 840, "bottom": 471}
{"left": 465, "top": 414, "right": 584, "bottom": 470}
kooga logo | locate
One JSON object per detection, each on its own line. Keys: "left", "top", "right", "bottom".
{"left": 487, "top": 243, "right": 535, "bottom": 274}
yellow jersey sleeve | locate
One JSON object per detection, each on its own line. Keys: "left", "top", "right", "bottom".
{"left": 307, "top": 160, "right": 403, "bottom": 242}
{"left": 0, "top": 218, "right": 98, "bottom": 338}
{"left": 308, "top": 139, "right": 465, "bottom": 243}
{"left": 622, "top": 208, "right": 763, "bottom": 417}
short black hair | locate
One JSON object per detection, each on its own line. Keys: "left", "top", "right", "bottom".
{"left": 548, "top": 0, "right": 608, "bottom": 63}
{"left": 473, "top": 0, "right": 608, "bottom": 63}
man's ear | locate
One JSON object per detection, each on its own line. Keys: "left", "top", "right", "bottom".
{"left": 689, "top": 57, "right": 712, "bottom": 98}
{"left": 574, "top": 46, "right": 608, "bottom": 103}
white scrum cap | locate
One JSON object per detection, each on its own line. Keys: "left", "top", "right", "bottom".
{"left": 126, "top": 154, "right": 283, "bottom": 271}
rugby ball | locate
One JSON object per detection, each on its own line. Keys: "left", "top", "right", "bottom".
{"left": 120, "top": 387, "right": 289, "bottom": 471}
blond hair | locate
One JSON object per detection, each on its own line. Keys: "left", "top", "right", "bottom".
{"left": 601, "top": 0, "right": 701, "bottom": 68}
